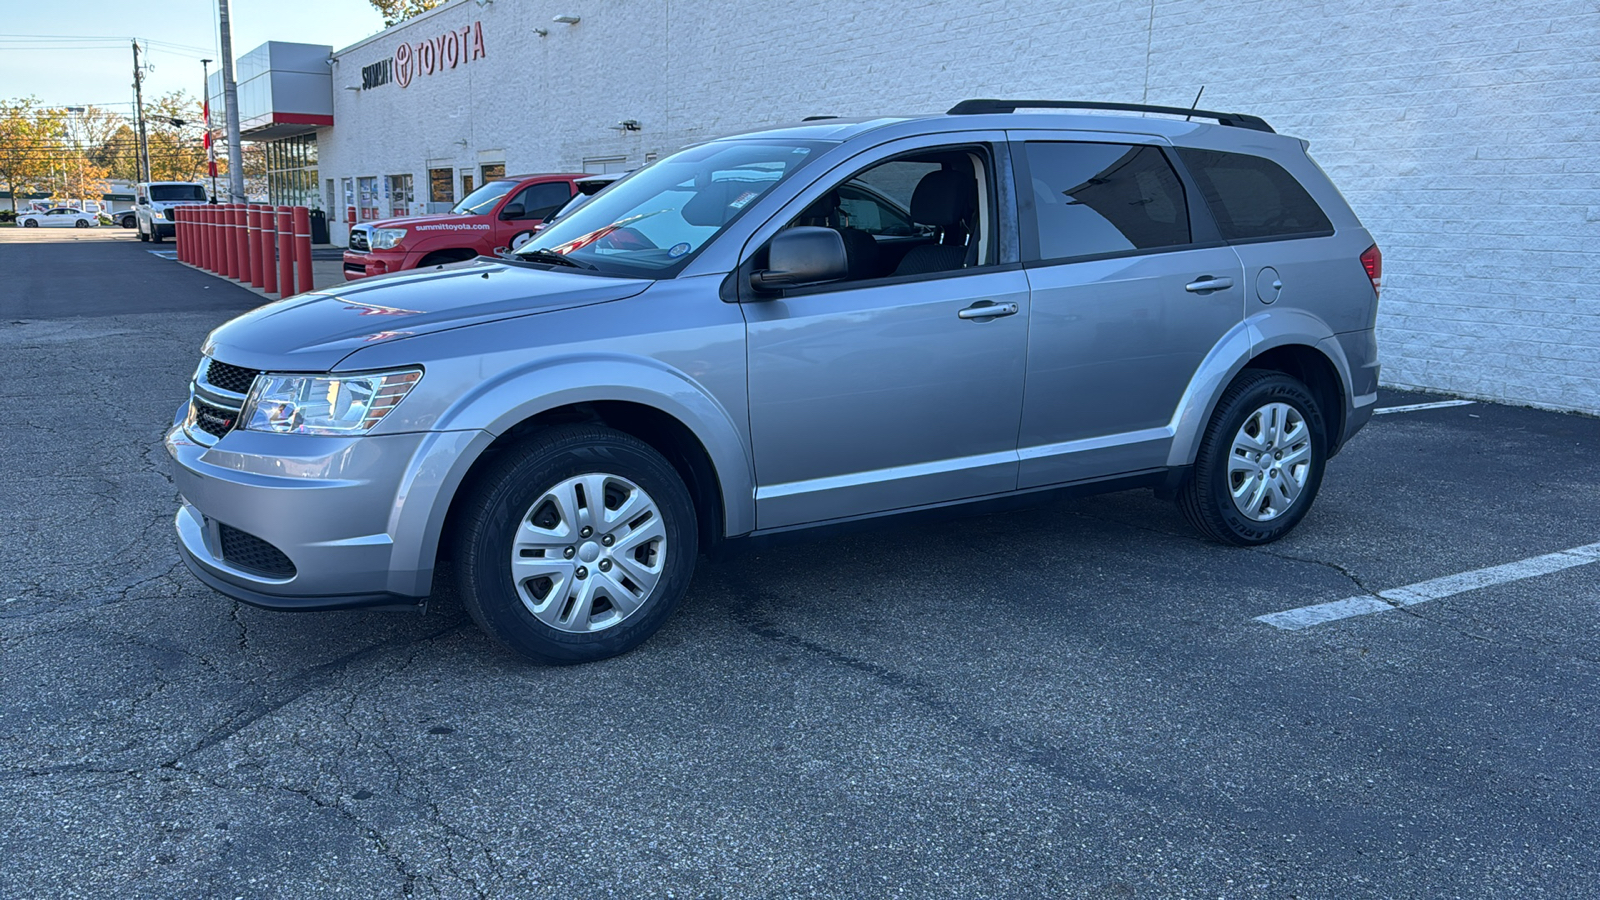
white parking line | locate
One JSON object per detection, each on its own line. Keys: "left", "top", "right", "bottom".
{"left": 1373, "top": 400, "right": 1476, "bottom": 415}
{"left": 1255, "top": 541, "right": 1600, "bottom": 630}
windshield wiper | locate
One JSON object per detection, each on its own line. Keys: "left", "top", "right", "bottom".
{"left": 517, "top": 249, "right": 596, "bottom": 270}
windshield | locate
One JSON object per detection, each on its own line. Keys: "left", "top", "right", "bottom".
{"left": 150, "top": 184, "right": 206, "bottom": 202}
{"left": 513, "top": 140, "right": 827, "bottom": 278}
{"left": 452, "top": 180, "right": 516, "bottom": 215}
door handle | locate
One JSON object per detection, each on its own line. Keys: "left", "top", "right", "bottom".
{"left": 958, "top": 301, "right": 1019, "bottom": 320}
{"left": 1185, "top": 276, "right": 1234, "bottom": 293}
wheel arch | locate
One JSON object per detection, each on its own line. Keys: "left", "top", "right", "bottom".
{"left": 1168, "top": 311, "right": 1355, "bottom": 467}
{"left": 394, "top": 358, "right": 755, "bottom": 595}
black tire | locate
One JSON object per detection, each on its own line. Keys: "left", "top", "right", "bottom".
{"left": 1179, "top": 369, "right": 1327, "bottom": 545}
{"left": 75, "top": 219, "right": 89, "bottom": 228}
{"left": 137, "top": 225, "right": 149, "bottom": 241}
{"left": 23, "top": 219, "right": 38, "bottom": 228}
{"left": 120, "top": 215, "right": 135, "bottom": 228}
{"left": 453, "top": 425, "right": 698, "bottom": 664}
{"left": 150, "top": 227, "right": 164, "bottom": 243}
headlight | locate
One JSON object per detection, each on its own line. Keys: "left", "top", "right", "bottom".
{"left": 242, "top": 369, "right": 422, "bottom": 435}
{"left": 369, "top": 227, "right": 408, "bottom": 249}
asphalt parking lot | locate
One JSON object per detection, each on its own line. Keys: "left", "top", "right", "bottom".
{"left": 2, "top": 226, "right": 1597, "bottom": 898}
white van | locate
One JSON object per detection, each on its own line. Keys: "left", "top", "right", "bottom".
{"left": 135, "top": 182, "right": 209, "bottom": 243}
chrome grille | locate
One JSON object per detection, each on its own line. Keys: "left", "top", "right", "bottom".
{"left": 187, "top": 356, "right": 258, "bottom": 444}
{"left": 191, "top": 398, "right": 240, "bottom": 438}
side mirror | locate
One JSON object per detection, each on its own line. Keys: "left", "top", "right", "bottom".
{"left": 498, "top": 202, "right": 525, "bottom": 220}
{"left": 750, "top": 226, "right": 848, "bottom": 292}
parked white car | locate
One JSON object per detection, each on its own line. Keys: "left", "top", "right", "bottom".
{"left": 18, "top": 207, "right": 98, "bottom": 228}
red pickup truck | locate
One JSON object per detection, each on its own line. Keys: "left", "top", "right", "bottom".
{"left": 342, "top": 173, "right": 587, "bottom": 281}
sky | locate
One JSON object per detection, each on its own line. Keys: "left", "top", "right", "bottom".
{"left": 0, "top": 0, "right": 390, "bottom": 111}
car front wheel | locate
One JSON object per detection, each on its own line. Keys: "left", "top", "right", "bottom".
{"left": 453, "top": 425, "right": 698, "bottom": 664}
{"left": 23, "top": 219, "right": 38, "bottom": 228}
{"left": 1179, "top": 369, "right": 1327, "bottom": 545}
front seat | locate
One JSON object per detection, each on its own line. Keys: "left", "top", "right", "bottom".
{"left": 892, "top": 169, "right": 976, "bottom": 277}
{"left": 799, "top": 190, "right": 878, "bottom": 280}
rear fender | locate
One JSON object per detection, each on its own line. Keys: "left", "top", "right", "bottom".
{"left": 1166, "top": 309, "right": 1352, "bottom": 467}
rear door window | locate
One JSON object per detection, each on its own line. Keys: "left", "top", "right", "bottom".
{"left": 1176, "top": 148, "right": 1333, "bottom": 241}
{"left": 1022, "top": 142, "right": 1191, "bottom": 262}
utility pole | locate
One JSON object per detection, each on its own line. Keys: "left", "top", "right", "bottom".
{"left": 217, "top": 0, "right": 246, "bottom": 202}
{"left": 131, "top": 40, "right": 151, "bottom": 183}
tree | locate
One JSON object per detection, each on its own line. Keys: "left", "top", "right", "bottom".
{"left": 368, "top": 0, "right": 444, "bottom": 27}
{"left": 145, "top": 91, "right": 209, "bottom": 182}
{"left": 0, "top": 98, "right": 64, "bottom": 212}
{"left": 91, "top": 123, "right": 142, "bottom": 182}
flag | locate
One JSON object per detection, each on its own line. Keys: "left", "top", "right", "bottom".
{"left": 204, "top": 96, "right": 217, "bottom": 178}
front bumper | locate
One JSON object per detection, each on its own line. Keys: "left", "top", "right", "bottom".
{"left": 166, "top": 409, "right": 488, "bottom": 611}
{"left": 342, "top": 248, "right": 412, "bottom": 281}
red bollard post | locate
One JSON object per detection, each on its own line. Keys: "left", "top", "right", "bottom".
{"left": 181, "top": 207, "right": 191, "bottom": 264}
{"left": 218, "top": 205, "right": 232, "bottom": 279}
{"left": 243, "top": 205, "right": 257, "bottom": 285}
{"left": 293, "top": 206, "right": 313, "bottom": 294}
{"left": 197, "top": 207, "right": 207, "bottom": 270}
{"left": 203, "top": 206, "right": 216, "bottom": 272}
{"left": 246, "top": 205, "right": 262, "bottom": 288}
{"left": 260, "top": 205, "right": 278, "bottom": 295}
{"left": 234, "top": 204, "right": 250, "bottom": 283}
{"left": 277, "top": 206, "right": 295, "bottom": 297}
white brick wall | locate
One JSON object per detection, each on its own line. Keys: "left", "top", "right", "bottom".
{"left": 317, "top": 0, "right": 1600, "bottom": 414}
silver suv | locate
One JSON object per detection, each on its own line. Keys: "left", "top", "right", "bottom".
{"left": 169, "top": 100, "right": 1382, "bottom": 663}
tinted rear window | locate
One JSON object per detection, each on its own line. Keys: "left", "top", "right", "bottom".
{"left": 1177, "top": 148, "right": 1332, "bottom": 241}
{"left": 1023, "top": 142, "right": 1191, "bottom": 261}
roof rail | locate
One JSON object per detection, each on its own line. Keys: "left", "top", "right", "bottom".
{"left": 946, "top": 99, "right": 1275, "bottom": 133}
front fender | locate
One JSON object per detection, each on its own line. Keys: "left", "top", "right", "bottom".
{"left": 431, "top": 353, "right": 755, "bottom": 538}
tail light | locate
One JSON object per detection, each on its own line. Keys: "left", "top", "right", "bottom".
{"left": 1360, "top": 244, "right": 1382, "bottom": 297}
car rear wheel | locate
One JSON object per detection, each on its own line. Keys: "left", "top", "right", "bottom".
{"left": 1179, "top": 369, "right": 1327, "bottom": 545}
{"left": 75, "top": 219, "right": 89, "bottom": 228}
{"left": 453, "top": 425, "right": 698, "bottom": 664}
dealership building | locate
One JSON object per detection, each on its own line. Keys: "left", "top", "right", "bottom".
{"left": 221, "top": 0, "right": 1599, "bottom": 416}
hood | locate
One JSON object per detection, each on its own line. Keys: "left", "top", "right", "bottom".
{"left": 202, "top": 258, "right": 650, "bottom": 372}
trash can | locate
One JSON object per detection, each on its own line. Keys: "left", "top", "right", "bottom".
{"left": 308, "top": 208, "right": 329, "bottom": 244}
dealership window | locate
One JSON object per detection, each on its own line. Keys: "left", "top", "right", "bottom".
{"left": 387, "top": 174, "right": 414, "bottom": 217}
{"left": 341, "top": 177, "right": 354, "bottom": 220}
{"left": 460, "top": 169, "right": 474, "bottom": 197}
{"left": 429, "top": 168, "right": 453, "bottom": 204}
{"left": 481, "top": 163, "right": 505, "bottom": 182}
{"left": 357, "top": 177, "right": 380, "bottom": 221}
{"left": 262, "top": 134, "right": 320, "bottom": 208}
